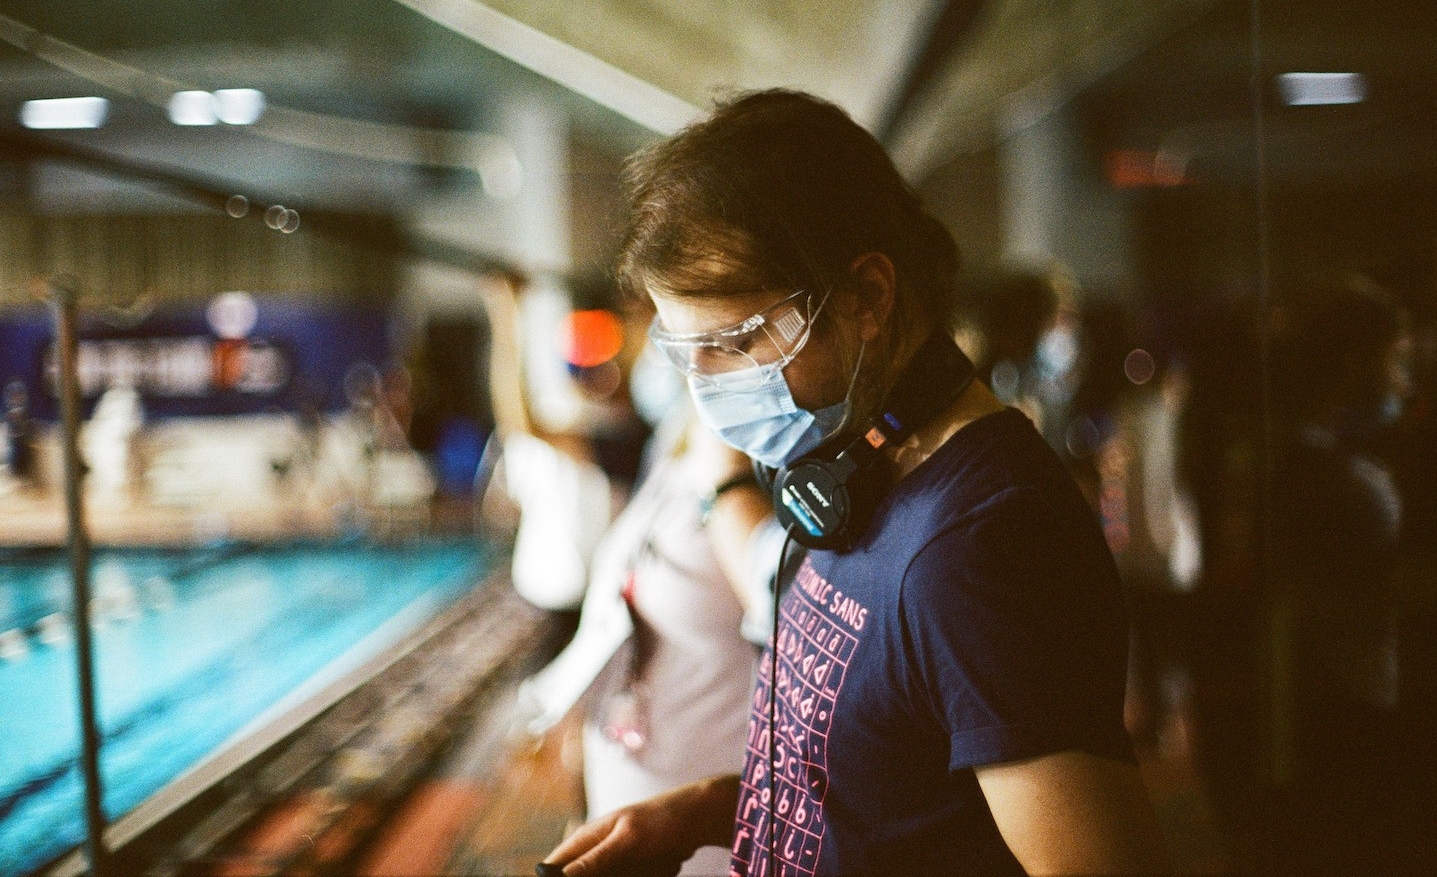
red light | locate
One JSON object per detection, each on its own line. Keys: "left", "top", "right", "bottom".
{"left": 562, "top": 309, "right": 624, "bottom": 368}
{"left": 1104, "top": 150, "right": 1186, "bottom": 189}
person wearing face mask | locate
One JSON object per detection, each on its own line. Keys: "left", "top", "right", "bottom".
{"left": 1266, "top": 275, "right": 1416, "bottom": 876}
{"left": 474, "top": 273, "right": 778, "bottom": 876}
{"left": 541, "top": 89, "right": 1167, "bottom": 877}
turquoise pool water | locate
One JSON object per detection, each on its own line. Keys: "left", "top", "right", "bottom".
{"left": 0, "top": 539, "right": 493, "bottom": 876}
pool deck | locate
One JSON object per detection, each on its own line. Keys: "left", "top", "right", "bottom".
{"left": 0, "top": 489, "right": 430, "bottom": 547}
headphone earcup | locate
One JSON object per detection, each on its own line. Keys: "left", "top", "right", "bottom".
{"left": 772, "top": 458, "right": 852, "bottom": 550}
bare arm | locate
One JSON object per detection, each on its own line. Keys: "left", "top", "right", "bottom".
{"left": 683, "top": 420, "right": 774, "bottom": 612}
{"left": 975, "top": 750, "right": 1169, "bottom": 876}
{"left": 543, "top": 774, "right": 740, "bottom": 876}
{"left": 475, "top": 271, "right": 534, "bottom": 437}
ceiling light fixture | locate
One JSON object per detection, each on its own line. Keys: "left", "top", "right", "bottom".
{"left": 215, "top": 88, "right": 265, "bottom": 125}
{"left": 1277, "top": 72, "right": 1367, "bottom": 106}
{"left": 20, "top": 96, "right": 109, "bottom": 129}
{"left": 168, "top": 90, "right": 218, "bottom": 125}
{"left": 168, "top": 89, "right": 266, "bottom": 126}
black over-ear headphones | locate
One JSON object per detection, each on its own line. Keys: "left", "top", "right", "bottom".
{"left": 758, "top": 333, "right": 976, "bottom": 550}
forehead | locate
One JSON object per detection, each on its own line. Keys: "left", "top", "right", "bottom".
{"left": 649, "top": 288, "right": 791, "bottom": 335}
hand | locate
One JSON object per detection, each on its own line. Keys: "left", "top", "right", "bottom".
{"left": 542, "top": 775, "right": 739, "bottom": 877}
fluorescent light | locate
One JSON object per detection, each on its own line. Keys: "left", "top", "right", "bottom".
{"left": 168, "top": 90, "right": 218, "bottom": 125}
{"left": 1277, "top": 72, "right": 1367, "bottom": 106}
{"left": 215, "top": 89, "right": 265, "bottom": 125}
{"left": 20, "top": 96, "right": 109, "bottom": 129}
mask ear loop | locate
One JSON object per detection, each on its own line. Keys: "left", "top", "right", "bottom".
{"left": 815, "top": 337, "right": 867, "bottom": 443}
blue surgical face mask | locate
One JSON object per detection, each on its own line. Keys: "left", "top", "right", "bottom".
{"left": 688, "top": 344, "right": 863, "bottom": 469}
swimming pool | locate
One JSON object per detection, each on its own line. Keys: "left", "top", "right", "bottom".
{"left": 0, "top": 539, "right": 495, "bottom": 876}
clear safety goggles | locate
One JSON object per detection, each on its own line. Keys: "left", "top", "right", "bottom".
{"left": 647, "top": 288, "right": 829, "bottom": 389}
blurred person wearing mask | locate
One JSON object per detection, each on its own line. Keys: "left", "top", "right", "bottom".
{"left": 956, "top": 268, "right": 1059, "bottom": 431}
{"left": 482, "top": 276, "right": 776, "bottom": 876}
{"left": 542, "top": 89, "right": 1166, "bottom": 877}
{"left": 4, "top": 381, "right": 39, "bottom": 491}
{"left": 1268, "top": 275, "right": 1417, "bottom": 876}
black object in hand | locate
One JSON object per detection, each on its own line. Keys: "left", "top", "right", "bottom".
{"left": 535, "top": 863, "right": 566, "bottom": 877}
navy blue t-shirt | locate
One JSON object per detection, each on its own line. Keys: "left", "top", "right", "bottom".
{"left": 730, "top": 408, "right": 1131, "bottom": 877}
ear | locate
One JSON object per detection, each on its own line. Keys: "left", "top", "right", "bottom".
{"left": 847, "top": 251, "right": 897, "bottom": 342}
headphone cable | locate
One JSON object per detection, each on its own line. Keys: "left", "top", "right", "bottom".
{"left": 767, "top": 528, "right": 797, "bottom": 876}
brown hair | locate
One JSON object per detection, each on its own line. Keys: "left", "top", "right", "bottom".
{"left": 617, "top": 89, "right": 958, "bottom": 364}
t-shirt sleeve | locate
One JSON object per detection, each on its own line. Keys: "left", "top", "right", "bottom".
{"left": 899, "top": 486, "right": 1132, "bottom": 772}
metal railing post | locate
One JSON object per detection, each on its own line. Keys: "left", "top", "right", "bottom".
{"left": 50, "top": 277, "right": 110, "bottom": 876}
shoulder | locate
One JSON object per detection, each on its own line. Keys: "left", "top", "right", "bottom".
{"left": 880, "top": 411, "right": 1119, "bottom": 618}
{"left": 877, "top": 407, "right": 1098, "bottom": 566}
{"left": 901, "top": 407, "right": 1064, "bottom": 500}
{"left": 900, "top": 484, "right": 1102, "bottom": 607}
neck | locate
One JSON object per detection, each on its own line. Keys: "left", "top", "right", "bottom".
{"left": 887, "top": 379, "right": 1003, "bottom": 480}
{"left": 849, "top": 325, "right": 932, "bottom": 429}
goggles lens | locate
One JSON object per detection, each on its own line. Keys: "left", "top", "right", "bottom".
{"left": 648, "top": 289, "right": 828, "bottom": 388}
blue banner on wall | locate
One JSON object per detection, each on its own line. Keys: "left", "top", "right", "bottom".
{"left": 0, "top": 295, "right": 390, "bottom": 421}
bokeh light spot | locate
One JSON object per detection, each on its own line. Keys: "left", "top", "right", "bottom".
{"left": 206, "top": 291, "right": 258, "bottom": 340}
{"left": 225, "top": 195, "right": 249, "bottom": 218}
{"left": 562, "top": 309, "right": 624, "bottom": 368}
{"left": 1124, "top": 348, "right": 1157, "bottom": 384}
